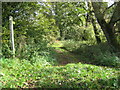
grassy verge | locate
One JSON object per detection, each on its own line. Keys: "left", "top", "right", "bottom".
{"left": 0, "top": 58, "right": 120, "bottom": 89}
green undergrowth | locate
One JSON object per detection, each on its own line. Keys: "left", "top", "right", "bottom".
{"left": 51, "top": 41, "right": 64, "bottom": 48}
{"left": 52, "top": 40, "right": 120, "bottom": 68}
{"left": 0, "top": 58, "right": 120, "bottom": 89}
{"left": 63, "top": 40, "right": 94, "bottom": 52}
{"left": 72, "top": 43, "right": 120, "bottom": 68}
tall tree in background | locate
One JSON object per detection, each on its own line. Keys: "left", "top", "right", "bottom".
{"left": 51, "top": 2, "right": 86, "bottom": 40}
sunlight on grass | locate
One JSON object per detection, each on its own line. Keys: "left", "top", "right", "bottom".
{"left": 51, "top": 41, "right": 64, "bottom": 47}
{"left": 1, "top": 58, "right": 119, "bottom": 89}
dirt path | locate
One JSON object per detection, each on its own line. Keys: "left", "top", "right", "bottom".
{"left": 54, "top": 48, "right": 83, "bottom": 65}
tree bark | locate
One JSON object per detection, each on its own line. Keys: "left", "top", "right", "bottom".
{"left": 92, "top": 2, "right": 120, "bottom": 50}
{"left": 117, "top": 21, "right": 120, "bottom": 33}
{"left": 87, "top": 2, "right": 101, "bottom": 44}
{"left": 91, "top": 18, "right": 101, "bottom": 44}
{"left": 60, "top": 29, "right": 65, "bottom": 40}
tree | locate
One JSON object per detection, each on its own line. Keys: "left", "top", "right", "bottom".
{"left": 85, "top": 2, "right": 101, "bottom": 44}
{"left": 51, "top": 2, "right": 87, "bottom": 40}
{"left": 92, "top": 2, "right": 120, "bottom": 50}
{"left": 2, "top": 2, "right": 57, "bottom": 58}
{"left": 2, "top": 2, "right": 39, "bottom": 57}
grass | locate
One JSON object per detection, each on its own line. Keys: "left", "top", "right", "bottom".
{"left": 52, "top": 40, "right": 120, "bottom": 68}
{"left": 51, "top": 41, "right": 64, "bottom": 48}
{"left": 0, "top": 58, "right": 120, "bottom": 89}
{"left": 1, "top": 40, "right": 120, "bottom": 89}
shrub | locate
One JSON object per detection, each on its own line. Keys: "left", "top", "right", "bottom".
{"left": 63, "top": 40, "right": 94, "bottom": 52}
{"left": 78, "top": 43, "right": 120, "bottom": 67}
{"left": 62, "top": 41, "right": 120, "bottom": 67}
{"left": 2, "top": 44, "right": 13, "bottom": 58}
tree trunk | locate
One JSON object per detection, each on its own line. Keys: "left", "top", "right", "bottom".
{"left": 87, "top": 2, "right": 101, "bottom": 44}
{"left": 92, "top": 2, "right": 120, "bottom": 50}
{"left": 60, "top": 29, "right": 65, "bottom": 40}
{"left": 91, "top": 18, "right": 101, "bottom": 44}
{"left": 53, "top": 3, "right": 65, "bottom": 41}
{"left": 97, "top": 19, "right": 119, "bottom": 50}
{"left": 117, "top": 21, "right": 120, "bottom": 33}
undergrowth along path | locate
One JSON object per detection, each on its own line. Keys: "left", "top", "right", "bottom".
{"left": 54, "top": 47, "right": 84, "bottom": 65}
{"left": 52, "top": 40, "right": 89, "bottom": 65}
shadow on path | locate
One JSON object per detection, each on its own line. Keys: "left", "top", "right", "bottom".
{"left": 54, "top": 48, "right": 86, "bottom": 66}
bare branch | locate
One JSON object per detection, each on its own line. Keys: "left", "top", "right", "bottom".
{"left": 103, "top": 2, "right": 117, "bottom": 14}
{"left": 109, "top": 1, "right": 120, "bottom": 26}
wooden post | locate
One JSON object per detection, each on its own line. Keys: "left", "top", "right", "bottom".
{"left": 0, "top": 1, "right": 2, "bottom": 58}
{"left": 9, "top": 16, "right": 15, "bottom": 57}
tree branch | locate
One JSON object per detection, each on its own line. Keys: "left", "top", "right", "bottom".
{"left": 103, "top": 2, "right": 117, "bottom": 14}
{"left": 109, "top": 1, "right": 120, "bottom": 26}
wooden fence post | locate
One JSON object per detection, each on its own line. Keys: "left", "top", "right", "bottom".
{"left": 9, "top": 16, "right": 15, "bottom": 57}
{"left": 0, "top": 1, "right": 2, "bottom": 58}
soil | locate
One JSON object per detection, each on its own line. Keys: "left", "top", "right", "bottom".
{"left": 54, "top": 48, "right": 82, "bottom": 65}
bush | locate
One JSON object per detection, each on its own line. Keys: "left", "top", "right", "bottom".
{"left": 63, "top": 40, "right": 94, "bottom": 52}
{"left": 2, "top": 44, "right": 13, "bottom": 58}
{"left": 65, "top": 25, "right": 96, "bottom": 41}
{"left": 62, "top": 40, "right": 120, "bottom": 67}
{"left": 79, "top": 43, "right": 120, "bottom": 67}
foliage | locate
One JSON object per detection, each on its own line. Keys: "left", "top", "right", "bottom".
{"left": 62, "top": 41, "right": 120, "bottom": 67}
{"left": 65, "top": 25, "right": 96, "bottom": 41}
{"left": 51, "top": 2, "right": 87, "bottom": 40}
{"left": 1, "top": 2, "right": 120, "bottom": 89}
{"left": 2, "top": 2, "right": 57, "bottom": 58}
{"left": 62, "top": 40, "right": 95, "bottom": 51}
{"left": 0, "top": 58, "right": 119, "bottom": 88}
{"left": 92, "top": 2, "right": 120, "bottom": 50}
